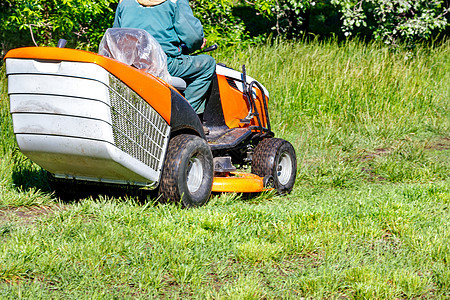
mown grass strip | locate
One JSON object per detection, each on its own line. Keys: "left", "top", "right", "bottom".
{"left": 0, "top": 183, "right": 449, "bottom": 298}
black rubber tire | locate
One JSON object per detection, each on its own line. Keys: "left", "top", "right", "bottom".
{"left": 158, "top": 134, "right": 214, "bottom": 208}
{"left": 252, "top": 138, "right": 297, "bottom": 194}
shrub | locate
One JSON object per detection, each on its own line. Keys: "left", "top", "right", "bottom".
{"left": 242, "top": 0, "right": 448, "bottom": 46}
{"left": 243, "top": 0, "right": 316, "bottom": 38}
{"left": 331, "top": 0, "right": 449, "bottom": 47}
{"left": 190, "top": 0, "right": 249, "bottom": 45}
{"left": 1, "top": 0, "right": 448, "bottom": 56}
{"left": 0, "top": 0, "right": 250, "bottom": 55}
{"left": 0, "top": 0, "right": 116, "bottom": 56}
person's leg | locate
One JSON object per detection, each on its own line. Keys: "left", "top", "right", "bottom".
{"left": 167, "top": 54, "right": 216, "bottom": 113}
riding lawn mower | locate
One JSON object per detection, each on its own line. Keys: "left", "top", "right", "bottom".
{"left": 4, "top": 29, "right": 297, "bottom": 207}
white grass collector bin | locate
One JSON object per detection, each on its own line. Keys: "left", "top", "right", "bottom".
{"left": 6, "top": 58, "right": 171, "bottom": 187}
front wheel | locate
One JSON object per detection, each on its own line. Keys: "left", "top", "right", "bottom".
{"left": 158, "top": 134, "right": 214, "bottom": 208}
{"left": 252, "top": 138, "right": 297, "bottom": 194}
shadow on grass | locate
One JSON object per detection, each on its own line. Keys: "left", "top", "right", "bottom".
{"left": 11, "top": 162, "right": 157, "bottom": 204}
{"left": 11, "top": 163, "right": 51, "bottom": 194}
{"left": 45, "top": 175, "right": 159, "bottom": 204}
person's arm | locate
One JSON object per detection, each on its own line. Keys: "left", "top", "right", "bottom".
{"left": 173, "top": 0, "right": 204, "bottom": 53}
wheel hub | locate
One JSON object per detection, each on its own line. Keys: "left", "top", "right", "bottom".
{"left": 187, "top": 157, "right": 203, "bottom": 193}
{"left": 277, "top": 152, "right": 292, "bottom": 186}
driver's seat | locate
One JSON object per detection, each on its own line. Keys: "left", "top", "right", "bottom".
{"left": 170, "top": 76, "right": 186, "bottom": 91}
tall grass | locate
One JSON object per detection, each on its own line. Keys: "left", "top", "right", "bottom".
{"left": 214, "top": 39, "right": 449, "bottom": 188}
{"left": 216, "top": 39, "right": 449, "bottom": 136}
{"left": 0, "top": 40, "right": 449, "bottom": 298}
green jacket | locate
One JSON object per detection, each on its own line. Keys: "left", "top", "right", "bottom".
{"left": 113, "top": 0, "right": 204, "bottom": 57}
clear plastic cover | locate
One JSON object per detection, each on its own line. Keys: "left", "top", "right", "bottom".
{"left": 98, "top": 28, "right": 171, "bottom": 83}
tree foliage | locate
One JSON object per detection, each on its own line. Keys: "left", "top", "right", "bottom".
{"left": 190, "top": 0, "right": 249, "bottom": 45}
{"left": 1, "top": 0, "right": 116, "bottom": 55}
{"left": 247, "top": 0, "right": 448, "bottom": 45}
{"left": 0, "top": 0, "right": 250, "bottom": 56}
{"left": 331, "top": 0, "right": 449, "bottom": 46}
{"left": 247, "top": 0, "right": 316, "bottom": 38}
{"left": 0, "top": 0, "right": 448, "bottom": 57}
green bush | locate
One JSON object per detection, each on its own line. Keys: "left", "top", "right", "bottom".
{"left": 241, "top": 0, "right": 448, "bottom": 46}
{"left": 244, "top": 0, "right": 315, "bottom": 38}
{"left": 190, "top": 0, "right": 249, "bottom": 45}
{"left": 0, "top": 0, "right": 448, "bottom": 56}
{"left": 0, "top": 0, "right": 116, "bottom": 56}
{"left": 330, "top": 0, "right": 449, "bottom": 47}
{"left": 0, "top": 0, "right": 251, "bottom": 56}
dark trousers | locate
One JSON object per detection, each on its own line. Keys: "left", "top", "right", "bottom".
{"left": 167, "top": 54, "right": 216, "bottom": 114}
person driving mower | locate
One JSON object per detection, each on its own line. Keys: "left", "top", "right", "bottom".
{"left": 113, "top": 0, "right": 216, "bottom": 115}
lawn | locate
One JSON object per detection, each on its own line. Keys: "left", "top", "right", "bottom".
{"left": 0, "top": 39, "right": 449, "bottom": 299}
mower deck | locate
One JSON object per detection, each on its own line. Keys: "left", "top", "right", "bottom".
{"left": 211, "top": 172, "right": 269, "bottom": 193}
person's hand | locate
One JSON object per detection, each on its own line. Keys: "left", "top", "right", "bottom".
{"left": 201, "top": 38, "right": 207, "bottom": 49}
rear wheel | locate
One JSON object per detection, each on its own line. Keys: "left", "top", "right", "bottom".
{"left": 252, "top": 138, "right": 297, "bottom": 194}
{"left": 158, "top": 134, "right": 214, "bottom": 207}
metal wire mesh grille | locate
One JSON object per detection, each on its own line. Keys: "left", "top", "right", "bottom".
{"left": 108, "top": 75, "right": 169, "bottom": 172}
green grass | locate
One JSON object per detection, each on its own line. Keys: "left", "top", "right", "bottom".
{"left": 1, "top": 39, "right": 449, "bottom": 298}
{"left": 214, "top": 39, "right": 449, "bottom": 189}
